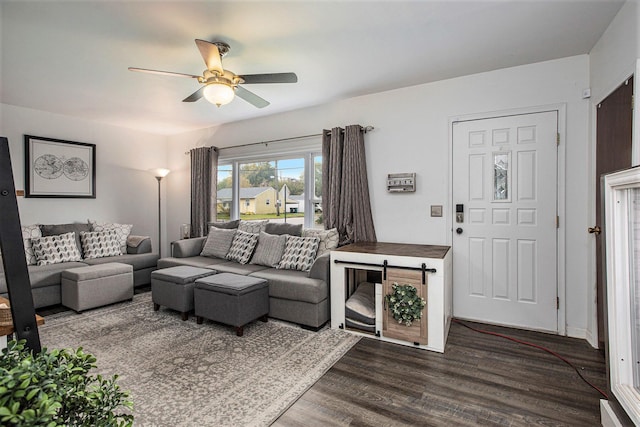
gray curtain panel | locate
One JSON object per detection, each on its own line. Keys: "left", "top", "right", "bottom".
{"left": 190, "top": 147, "right": 218, "bottom": 237}
{"left": 322, "top": 125, "right": 376, "bottom": 245}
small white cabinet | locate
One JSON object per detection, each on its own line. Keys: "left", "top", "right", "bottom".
{"left": 330, "top": 242, "right": 452, "bottom": 353}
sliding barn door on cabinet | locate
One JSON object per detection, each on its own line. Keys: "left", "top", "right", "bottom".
{"left": 383, "top": 268, "right": 427, "bottom": 345}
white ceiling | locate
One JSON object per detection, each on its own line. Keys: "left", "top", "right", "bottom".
{"left": 0, "top": 0, "right": 624, "bottom": 135}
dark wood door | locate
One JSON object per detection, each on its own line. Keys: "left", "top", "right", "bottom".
{"left": 595, "top": 76, "right": 633, "bottom": 348}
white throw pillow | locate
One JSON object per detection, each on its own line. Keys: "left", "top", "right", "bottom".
{"left": 21, "top": 224, "right": 42, "bottom": 266}
{"left": 302, "top": 228, "right": 339, "bottom": 257}
{"left": 89, "top": 220, "right": 133, "bottom": 254}
{"left": 80, "top": 230, "right": 121, "bottom": 259}
{"left": 238, "top": 220, "right": 268, "bottom": 234}
{"left": 31, "top": 232, "right": 82, "bottom": 266}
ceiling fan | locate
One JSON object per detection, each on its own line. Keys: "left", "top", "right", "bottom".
{"left": 129, "top": 39, "right": 297, "bottom": 108}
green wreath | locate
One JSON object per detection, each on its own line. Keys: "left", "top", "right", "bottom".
{"left": 385, "top": 283, "right": 426, "bottom": 327}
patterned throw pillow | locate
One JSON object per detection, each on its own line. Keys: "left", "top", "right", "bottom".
{"left": 226, "top": 230, "right": 259, "bottom": 264}
{"left": 302, "top": 228, "right": 339, "bottom": 257}
{"left": 31, "top": 232, "right": 82, "bottom": 266}
{"left": 201, "top": 227, "right": 236, "bottom": 259}
{"left": 238, "top": 220, "right": 268, "bottom": 234}
{"left": 89, "top": 220, "right": 133, "bottom": 254}
{"left": 277, "top": 236, "right": 320, "bottom": 272}
{"left": 250, "top": 232, "right": 287, "bottom": 268}
{"left": 21, "top": 224, "right": 42, "bottom": 266}
{"left": 80, "top": 231, "right": 121, "bottom": 260}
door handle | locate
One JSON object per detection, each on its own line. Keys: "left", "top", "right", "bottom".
{"left": 456, "top": 227, "right": 463, "bottom": 235}
{"left": 588, "top": 226, "right": 601, "bottom": 235}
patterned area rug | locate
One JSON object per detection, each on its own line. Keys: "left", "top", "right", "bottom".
{"left": 39, "top": 292, "right": 360, "bottom": 426}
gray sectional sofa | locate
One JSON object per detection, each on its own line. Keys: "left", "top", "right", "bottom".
{"left": 157, "top": 235, "right": 331, "bottom": 329}
{"left": 0, "top": 225, "right": 159, "bottom": 309}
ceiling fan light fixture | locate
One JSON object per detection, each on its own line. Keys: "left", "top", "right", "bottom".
{"left": 203, "top": 82, "right": 235, "bottom": 107}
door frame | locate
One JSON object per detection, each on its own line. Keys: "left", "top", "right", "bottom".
{"left": 448, "top": 104, "right": 567, "bottom": 335}
{"left": 588, "top": 59, "right": 640, "bottom": 348}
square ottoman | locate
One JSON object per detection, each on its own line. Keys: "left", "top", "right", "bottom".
{"left": 151, "top": 266, "right": 217, "bottom": 320}
{"left": 194, "top": 273, "right": 269, "bottom": 336}
{"left": 61, "top": 262, "right": 134, "bottom": 313}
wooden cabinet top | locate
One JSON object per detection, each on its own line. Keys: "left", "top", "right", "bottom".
{"left": 335, "top": 242, "right": 450, "bottom": 259}
{"left": 0, "top": 296, "right": 44, "bottom": 337}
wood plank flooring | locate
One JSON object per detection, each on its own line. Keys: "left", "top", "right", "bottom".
{"left": 274, "top": 321, "right": 606, "bottom": 427}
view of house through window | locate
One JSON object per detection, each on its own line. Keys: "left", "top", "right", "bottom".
{"left": 216, "top": 153, "right": 323, "bottom": 229}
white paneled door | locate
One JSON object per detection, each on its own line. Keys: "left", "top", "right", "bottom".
{"left": 452, "top": 111, "right": 558, "bottom": 332}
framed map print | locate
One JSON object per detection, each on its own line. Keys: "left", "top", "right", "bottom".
{"left": 24, "top": 135, "right": 96, "bottom": 198}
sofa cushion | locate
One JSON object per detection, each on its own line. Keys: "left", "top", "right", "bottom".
{"left": 238, "top": 220, "right": 268, "bottom": 234}
{"left": 345, "top": 281, "right": 376, "bottom": 325}
{"left": 31, "top": 232, "right": 83, "bottom": 266}
{"left": 264, "top": 222, "right": 302, "bottom": 236}
{"left": 250, "top": 232, "right": 287, "bottom": 268}
{"left": 82, "top": 253, "right": 159, "bottom": 270}
{"left": 80, "top": 230, "right": 121, "bottom": 259}
{"left": 208, "top": 219, "right": 240, "bottom": 230}
{"left": 250, "top": 268, "right": 327, "bottom": 304}
{"left": 302, "top": 228, "right": 339, "bottom": 257}
{"left": 201, "top": 228, "right": 236, "bottom": 259}
{"left": 211, "top": 261, "right": 269, "bottom": 276}
{"left": 157, "top": 256, "right": 225, "bottom": 270}
{"left": 21, "top": 224, "right": 42, "bottom": 266}
{"left": 277, "top": 236, "right": 319, "bottom": 272}
{"left": 89, "top": 220, "right": 133, "bottom": 254}
{"left": 0, "top": 261, "right": 89, "bottom": 293}
{"left": 41, "top": 222, "right": 90, "bottom": 255}
{"left": 226, "top": 230, "right": 258, "bottom": 264}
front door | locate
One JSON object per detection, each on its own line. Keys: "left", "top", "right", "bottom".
{"left": 452, "top": 111, "right": 559, "bottom": 332}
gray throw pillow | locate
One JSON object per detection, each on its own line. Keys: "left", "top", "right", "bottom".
{"left": 238, "top": 220, "right": 268, "bottom": 234}
{"left": 41, "top": 223, "right": 91, "bottom": 254}
{"left": 200, "top": 227, "right": 236, "bottom": 259}
{"left": 250, "top": 232, "right": 287, "bottom": 268}
{"left": 264, "top": 222, "right": 303, "bottom": 236}
{"left": 208, "top": 219, "right": 240, "bottom": 230}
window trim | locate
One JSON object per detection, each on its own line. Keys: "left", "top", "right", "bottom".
{"left": 604, "top": 166, "right": 640, "bottom": 425}
{"left": 216, "top": 145, "right": 322, "bottom": 229}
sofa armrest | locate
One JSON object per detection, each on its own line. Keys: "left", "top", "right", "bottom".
{"left": 171, "top": 237, "right": 206, "bottom": 258}
{"left": 127, "top": 235, "right": 152, "bottom": 254}
{"left": 308, "top": 252, "right": 330, "bottom": 284}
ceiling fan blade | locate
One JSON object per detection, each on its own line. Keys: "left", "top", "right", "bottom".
{"left": 182, "top": 87, "right": 205, "bottom": 102}
{"left": 235, "top": 85, "right": 270, "bottom": 108}
{"left": 240, "top": 73, "right": 298, "bottom": 84}
{"left": 128, "top": 67, "right": 201, "bottom": 79}
{"left": 195, "top": 39, "right": 224, "bottom": 74}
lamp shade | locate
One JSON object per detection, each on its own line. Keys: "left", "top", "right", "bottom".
{"left": 203, "top": 83, "right": 235, "bottom": 106}
{"left": 149, "top": 168, "right": 170, "bottom": 178}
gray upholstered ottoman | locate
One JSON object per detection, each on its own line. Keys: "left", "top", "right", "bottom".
{"left": 151, "top": 266, "right": 216, "bottom": 320}
{"left": 61, "top": 262, "right": 134, "bottom": 313}
{"left": 194, "top": 273, "right": 269, "bottom": 336}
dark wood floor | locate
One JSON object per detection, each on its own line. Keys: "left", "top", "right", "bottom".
{"left": 274, "top": 321, "right": 606, "bottom": 427}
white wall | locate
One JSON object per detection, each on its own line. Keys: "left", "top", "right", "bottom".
{"left": 587, "top": 0, "right": 639, "bottom": 346}
{"left": 0, "top": 104, "right": 169, "bottom": 255}
{"left": 166, "top": 55, "right": 591, "bottom": 338}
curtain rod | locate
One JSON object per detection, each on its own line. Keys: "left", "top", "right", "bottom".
{"left": 184, "top": 125, "right": 374, "bottom": 155}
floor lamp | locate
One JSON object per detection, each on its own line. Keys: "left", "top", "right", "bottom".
{"left": 149, "top": 168, "right": 170, "bottom": 256}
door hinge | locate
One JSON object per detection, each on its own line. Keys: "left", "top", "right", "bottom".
{"left": 557, "top": 297, "right": 560, "bottom": 310}
{"left": 556, "top": 216, "right": 560, "bottom": 228}
{"left": 556, "top": 133, "right": 560, "bottom": 146}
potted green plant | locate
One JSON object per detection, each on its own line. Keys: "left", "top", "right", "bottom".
{"left": 0, "top": 340, "right": 133, "bottom": 426}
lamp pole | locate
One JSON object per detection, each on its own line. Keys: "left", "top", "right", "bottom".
{"left": 156, "top": 176, "right": 162, "bottom": 257}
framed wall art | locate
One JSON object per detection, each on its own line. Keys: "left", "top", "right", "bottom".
{"left": 24, "top": 135, "right": 96, "bottom": 198}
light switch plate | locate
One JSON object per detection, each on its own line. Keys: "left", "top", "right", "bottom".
{"left": 430, "top": 205, "right": 443, "bottom": 217}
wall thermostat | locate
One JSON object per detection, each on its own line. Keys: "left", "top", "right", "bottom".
{"left": 387, "top": 173, "right": 416, "bottom": 192}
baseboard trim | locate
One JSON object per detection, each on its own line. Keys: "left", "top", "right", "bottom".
{"left": 601, "top": 400, "right": 624, "bottom": 427}
{"left": 566, "top": 326, "right": 587, "bottom": 340}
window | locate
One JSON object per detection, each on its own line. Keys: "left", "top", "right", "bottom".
{"left": 603, "top": 167, "right": 640, "bottom": 425}
{"left": 216, "top": 147, "right": 323, "bottom": 229}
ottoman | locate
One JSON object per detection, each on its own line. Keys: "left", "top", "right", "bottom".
{"left": 151, "top": 266, "right": 217, "bottom": 321}
{"left": 61, "top": 262, "right": 134, "bottom": 313}
{"left": 194, "top": 273, "right": 269, "bottom": 336}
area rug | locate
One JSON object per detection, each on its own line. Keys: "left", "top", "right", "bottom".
{"left": 39, "top": 292, "right": 360, "bottom": 426}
